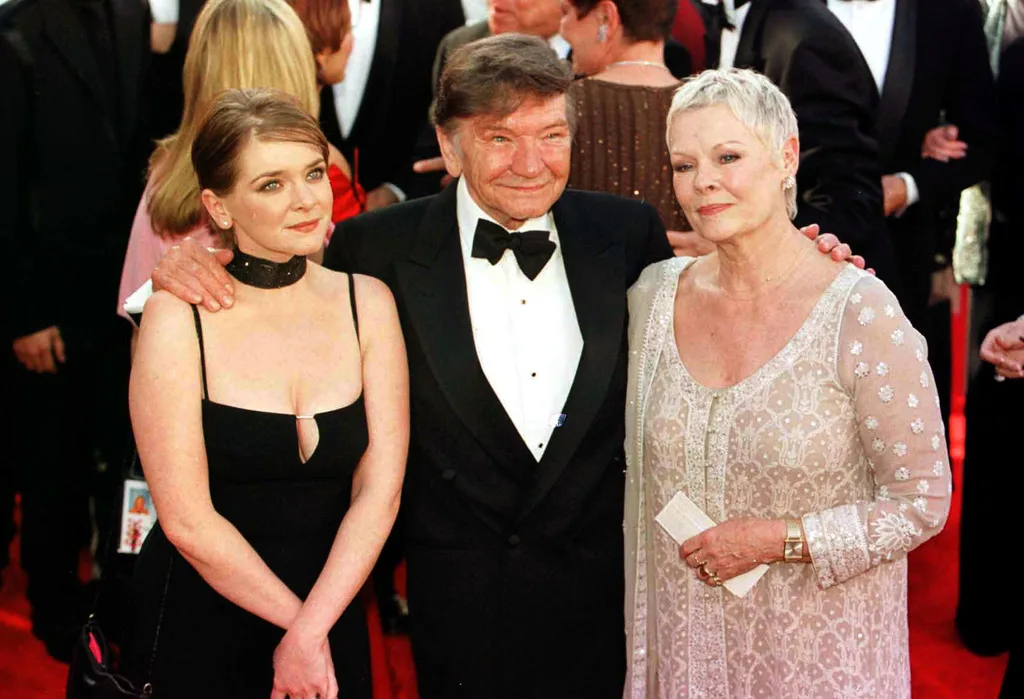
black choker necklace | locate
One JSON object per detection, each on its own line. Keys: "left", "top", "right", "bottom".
{"left": 225, "top": 246, "right": 307, "bottom": 289}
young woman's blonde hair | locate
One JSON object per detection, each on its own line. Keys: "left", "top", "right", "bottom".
{"left": 147, "top": 0, "right": 319, "bottom": 238}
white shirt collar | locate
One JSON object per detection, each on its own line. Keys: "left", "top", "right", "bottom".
{"left": 456, "top": 177, "right": 555, "bottom": 258}
{"left": 549, "top": 34, "right": 572, "bottom": 60}
{"left": 724, "top": 0, "right": 751, "bottom": 33}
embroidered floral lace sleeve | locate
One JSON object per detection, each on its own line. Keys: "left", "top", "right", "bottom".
{"left": 802, "top": 276, "right": 952, "bottom": 590}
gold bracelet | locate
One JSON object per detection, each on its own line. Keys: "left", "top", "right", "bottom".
{"left": 783, "top": 519, "right": 805, "bottom": 562}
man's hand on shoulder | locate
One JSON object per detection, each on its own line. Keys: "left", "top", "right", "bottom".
{"left": 799, "top": 224, "right": 871, "bottom": 273}
{"left": 152, "top": 237, "right": 236, "bottom": 312}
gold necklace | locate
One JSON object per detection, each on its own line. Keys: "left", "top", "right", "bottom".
{"left": 718, "top": 244, "right": 814, "bottom": 298}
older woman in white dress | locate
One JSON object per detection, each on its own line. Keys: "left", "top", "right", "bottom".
{"left": 623, "top": 69, "right": 952, "bottom": 699}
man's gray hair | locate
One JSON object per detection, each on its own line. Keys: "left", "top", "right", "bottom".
{"left": 667, "top": 68, "right": 799, "bottom": 219}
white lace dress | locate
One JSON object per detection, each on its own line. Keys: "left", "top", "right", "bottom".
{"left": 623, "top": 258, "right": 952, "bottom": 699}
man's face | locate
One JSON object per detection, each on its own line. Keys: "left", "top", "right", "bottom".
{"left": 437, "top": 94, "right": 572, "bottom": 230}
{"left": 488, "top": 0, "right": 562, "bottom": 38}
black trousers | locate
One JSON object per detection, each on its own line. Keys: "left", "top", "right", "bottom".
{"left": 956, "top": 363, "right": 1020, "bottom": 656}
{"left": 6, "top": 319, "right": 131, "bottom": 619}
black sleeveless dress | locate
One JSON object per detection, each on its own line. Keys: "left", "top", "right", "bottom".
{"left": 125, "top": 276, "right": 371, "bottom": 698}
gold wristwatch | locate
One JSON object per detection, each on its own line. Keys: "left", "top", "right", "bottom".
{"left": 783, "top": 519, "right": 805, "bottom": 562}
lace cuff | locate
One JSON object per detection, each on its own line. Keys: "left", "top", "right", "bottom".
{"left": 802, "top": 504, "right": 871, "bottom": 590}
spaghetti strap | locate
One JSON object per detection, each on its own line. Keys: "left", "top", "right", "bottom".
{"left": 348, "top": 274, "right": 359, "bottom": 344}
{"left": 190, "top": 304, "right": 210, "bottom": 400}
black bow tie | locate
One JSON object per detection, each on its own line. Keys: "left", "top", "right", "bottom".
{"left": 471, "top": 219, "right": 556, "bottom": 281}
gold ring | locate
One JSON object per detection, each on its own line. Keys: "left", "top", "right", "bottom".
{"left": 698, "top": 562, "right": 710, "bottom": 578}
{"left": 710, "top": 573, "right": 723, "bottom": 586}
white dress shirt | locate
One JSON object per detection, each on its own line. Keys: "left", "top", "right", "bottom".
{"left": 332, "top": 0, "right": 379, "bottom": 142}
{"left": 827, "top": 0, "right": 918, "bottom": 211}
{"left": 456, "top": 178, "right": 583, "bottom": 462}
{"left": 460, "top": 0, "right": 488, "bottom": 24}
{"left": 148, "top": 0, "right": 178, "bottom": 23}
{"left": 549, "top": 34, "right": 571, "bottom": 60}
{"left": 714, "top": 0, "right": 752, "bottom": 70}
{"left": 827, "top": 0, "right": 895, "bottom": 94}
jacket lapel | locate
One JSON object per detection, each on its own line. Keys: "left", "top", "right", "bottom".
{"left": 700, "top": 2, "right": 722, "bottom": 68}
{"left": 41, "top": 0, "right": 118, "bottom": 145}
{"left": 348, "top": 0, "right": 401, "bottom": 146}
{"left": 734, "top": 0, "right": 769, "bottom": 70}
{"left": 877, "top": 0, "right": 917, "bottom": 163}
{"left": 111, "top": 0, "right": 144, "bottom": 139}
{"left": 516, "top": 195, "right": 626, "bottom": 522}
{"left": 395, "top": 185, "right": 536, "bottom": 495}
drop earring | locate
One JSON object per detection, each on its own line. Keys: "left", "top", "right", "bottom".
{"left": 597, "top": 24, "right": 608, "bottom": 42}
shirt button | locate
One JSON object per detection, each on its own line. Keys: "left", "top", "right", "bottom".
{"left": 521, "top": 299, "right": 527, "bottom": 305}
{"left": 531, "top": 372, "right": 537, "bottom": 378}
{"left": 441, "top": 468, "right": 456, "bottom": 482}
{"left": 507, "top": 534, "right": 521, "bottom": 547}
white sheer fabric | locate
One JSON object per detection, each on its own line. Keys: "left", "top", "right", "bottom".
{"left": 623, "top": 258, "right": 951, "bottom": 698}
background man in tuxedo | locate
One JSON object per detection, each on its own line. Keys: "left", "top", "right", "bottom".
{"left": 0, "top": 0, "right": 151, "bottom": 660}
{"left": 695, "top": 0, "right": 899, "bottom": 287}
{"left": 827, "top": 0, "right": 997, "bottom": 432}
{"left": 318, "top": 0, "right": 464, "bottom": 208}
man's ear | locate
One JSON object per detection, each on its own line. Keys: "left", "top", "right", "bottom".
{"left": 201, "top": 189, "right": 231, "bottom": 229}
{"left": 436, "top": 125, "right": 464, "bottom": 178}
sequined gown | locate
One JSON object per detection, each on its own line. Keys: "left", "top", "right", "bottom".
{"left": 623, "top": 258, "right": 952, "bottom": 698}
{"left": 568, "top": 79, "right": 688, "bottom": 232}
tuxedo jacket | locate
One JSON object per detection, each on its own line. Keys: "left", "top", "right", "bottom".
{"left": 0, "top": 0, "right": 151, "bottom": 346}
{"left": 699, "top": 0, "right": 898, "bottom": 288}
{"left": 875, "top": 0, "right": 998, "bottom": 328}
{"left": 318, "top": 0, "right": 464, "bottom": 196}
{"left": 325, "top": 184, "right": 672, "bottom": 699}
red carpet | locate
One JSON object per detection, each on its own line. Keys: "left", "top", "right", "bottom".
{"left": 0, "top": 287, "right": 1009, "bottom": 697}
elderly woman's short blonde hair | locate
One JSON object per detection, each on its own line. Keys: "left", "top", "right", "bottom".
{"left": 667, "top": 68, "right": 799, "bottom": 219}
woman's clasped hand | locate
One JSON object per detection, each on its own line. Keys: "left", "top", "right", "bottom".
{"left": 680, "top": 517, "right": 787, "bottom": 586}
{"left": 271, "top": 629, "right": 338, "bottom": 699}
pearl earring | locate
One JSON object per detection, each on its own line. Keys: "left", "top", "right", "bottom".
{"left": 222, "top": 220, "right": 230, "bottom": 227}
{"left": 597, "top": 24, "right": 608, "bottom": 42}
{"left": 782, "top": 175, "right": 796, "bottom": 191}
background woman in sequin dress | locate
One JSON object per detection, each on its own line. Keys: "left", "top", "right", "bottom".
{"left": 560, "top": 0, "right": 704, "bottom": 255}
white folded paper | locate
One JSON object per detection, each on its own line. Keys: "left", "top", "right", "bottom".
{"left": 655, "top": 491, "right": 769, "bottom": 597}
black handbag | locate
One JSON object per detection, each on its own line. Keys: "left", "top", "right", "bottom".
{"left": 66, "top": 450, "right": 173, "bottom": 699}
{"left": 66, "top": 618, "right": 153, "bottom": 698}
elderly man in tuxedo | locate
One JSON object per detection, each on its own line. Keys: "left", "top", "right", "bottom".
{"left": 146, "top": 34, "right": 860, "bottom": 698}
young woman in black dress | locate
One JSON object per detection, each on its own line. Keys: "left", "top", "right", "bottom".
{"left": 126, "top": 88, "right": 408, "bottom": 699}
